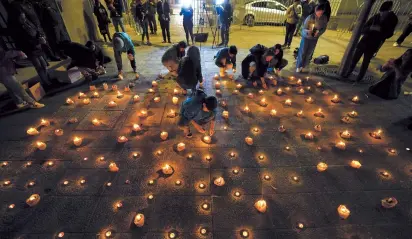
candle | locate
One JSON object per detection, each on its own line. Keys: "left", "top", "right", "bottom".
{"left": 153, "top": 96, "right": 161, "bottom": 103}
{"left": 316, "top": 81, "right": 322, "bottom": 87}
{"left": 232, "top": 89, "right": 239, "bottom": 95}
{"left": 259, "top": 89, "right": 264, "bottom": 95}
{"left": 317, "top": 162, "right": 328, "bottom": 172}
{"left": 175, "top": 180, "right": 182, "bottom": 186}
{"left": 220, "top": 100, "right": 227, "bottom": 107}
{"left": 240, "top": 230, "right": 249, "bottom": 238}
{"left": 89, "top": 85, "right": 96, "bottom": 92}
{"left": 245, "top": 136, "right": 254, "bottom": 145}
{"left": 177, "top": 142, "right": 185, "bottom": 152}
{"left": 99, "top": 156, "right": 105, "bottom": 161}
{"left": 28, "top": 181, "right": 35, "bottom": 187}
{"left": 106, "top": 182, "right": 112, "bottom": 187}
{"left": 25, "top": 161, "right": 32, "bottom": 167}
{"left": 134, "top": 213, "right": 145, "bottom": 227}
{"left": 66, "top": 98, "right": 74, "bottom": 105}
{"left": 276, "top": 88, "right": 283, "bottom": 95}
{"left": 205, "top": 155, "right": 212, "bottom": 161}
{"left": 292, "top": 176, "right": 299, "bottom": 182}
{"left": 341, "top": 116, "right": 351, "bottom": 124}
{"left": 112, "top": 85, "right": 118, "bottom": 91}
{"left": 40, "top": 118, "right": 50, "bottom": 127}
{"left": 162, "top": 164, "right": 173, "bottom": 175}
{"left": 337, "top": 205, "right": 350, "bottom": 219}
{"left": 252, "top": 127, "right": 259, "bottom": 133}
{"left": 314, "top": 124, "right": 322, "bottom": 132}
{"left": 92, "top": 118, "right": 101, "bottom": 126}
{"left": 331, "top": 94, "right": 340, "bottom": 103}
{"left": 3, "top": 180, "right": 11, "bottom": 186}
{"left": 63, "top": 180, "right": 69, "bottom": 185}
{"left": 270, "top": 109, "right": 277, "bottom": 116}
{"left": 46, "top": 161, "right": 54, "bottom": 167}
{"left": 215, "top": 89, "right": 222, "bottom": 95}
{"left": 152, "top": 80, "right": 158, "bottom": 87}
{"left": 254, "top": 199, "right": 267, "bottom": 213}
{"left": 109, "top": 162, "right": 119, "bottom": 172}
{"left": 263, "top": 174, "right": 271, "bottom": 180}
{"left": 380, "top": 171, "right": 390, "bottom": 177}
{"left": 80, "top": 179, "right": 86, "bottom": 185}
{"left": 203, "top": 135, "right": 212, "bottom": 144}
{"left": 92, "top": 91, "right": 99, "bottom": 98}
{"left": 222, "top": 110, "right": 229, "bottom": 119}
{"left": 388, "top": 148, "right": 397, "bottom": 154}
{"left": 132, "top": 124, "right": 141, "bottom": 132}
{"left": 82, "top": 98, "right": 91, "bottom": 105}
{"left": 285, "top": 99, "right": 292, "bottom": 106}
{"left": 296, "top": 79, "right": 302, "bottom": 86}
{"left": 304, "top": 132, "right": 314, "bottom": 140}
{"left": 73, "top": 137, "right": 82, "bottom": 146}
{"left": 351, "top": 96, "right": 359, "bottom": 103}
{"left": 36, "top": 141, "right": 47, "bottom": 150}
{"left": 278, "top": 125, "right": 286, "bottom": 133}
{"left": 201, "top": 202, "right": 210, "bottom": 210}
{"left": 243, "top": 105, "right": 250, "bottom": 113}
{"left": 27, "top": 127, "right": 39, "bottom": 136}
{"left": 105, "top": 230, "right": 112, "bottom": 238}
{"left": 140, "top": 109, "right": 148, "bottom": 118}
{"left": 381, "top": 197, "right": 398, "bottom": 209}
{"left": 305, "top": 97, "right": 314, "bottom": 103}
{"left": 259, "top": 98, "right": 267, "bottom": 106}
{"left": 297, "top": 222, "right": 305, "bottom": 229}
{"left": 198, "top": 183, "right": 206, "bottom": 189}
{"left": 169, "top": 231, "right": 176, "bottom": 239}
{"left": 173, "top": 88, "right": 179, "bottom": 95}
{"left": 335, "top": 141, "right": 346, "bottom": 150}
{"left": 172, "top": 96, "right": 179, "bottom": 105}
{"left": 370, "top": 129, "right": 382, "bottom": 139}
{"left": 7, "top": 204, "right": 14, "bottom": 209}
{"left": 348, "top": 111, "right": 358, "bottom": 118}
{"left": 117, "top": 136, "right": 128, "bottom": 143}
{"left": 78, "top": 92, "right": 86, "bottom": 99}
{"left": 156, "top": 150, "right": 163, "bottom": 155}
{"left": 350, "top": 160, "right": 362, "bottom": 168}
{"left": 298, "top": 88, "right": 305, "bottom": 94}
{"left": 107, "top": 101, "right": 117, "bottom": 108}
{"left": 103, "top": 83, "right": 109, "bottom": 91}
{"left": 1, "top": 161, "right": 8, "bottom": 167}
{"left": 68, "top": 117, "right": 78, "bottom": 124}
{"left": 314, "top": 108, "right": 324, "bottom": 117}
{"left": 214, "top": 176, "right": 225, "bottom": 186}
{"left": 296, "top": 110, "right": 304, "bottom": 117}
{"left": 340, "top": 130, "right": 351, "bottom": 139}
{"left": 26, "top": 194, "right": 40, "bottom": 207}
{"left": 247, "top": 93, "right": 254, "bottom": 99}
{"left": 232, "top": 168, "right": 239, "bottom": 174}
{"left": 148, "top": 179, "right": 155, "bottom": 185}
{"left": 215, "top": 81, "right": 221, "bottom": 89}
{"left": 133, "top": 95, "right": 140, "bottom": 102}
{"left": 167, "top": 109, "right": 175, "bottom": 118}
{"left": 116, "top": 202, "right": 123, "bottom": 209}
{"left": 236, "top": 83, "right": 242, "bottom": 89}
{"left": 200, "top": 227, "right": 208, "bottom": 235}
{"left": 148, "top": 88, "right": 155, "bottom": 93}
{"left": 160, "top": 131, "right": 168, "bottom": 140}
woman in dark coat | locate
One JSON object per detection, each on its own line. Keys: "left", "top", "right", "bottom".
{"left": 177, "top": 46, "right": 202, "bottom": 94}
{"left": 94, "top": 0, "right": 112, "bottom": 42}
{"left": 369, "top": 49, "right": 412, "bottom": 100}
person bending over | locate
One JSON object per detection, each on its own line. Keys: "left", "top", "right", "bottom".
{"left": 85, "top": 41, "right": 112, "bottom": 73}
{"left": 267, "top": 44, "right": 288, "bottom": 75}
{"left": 112, "top": 32, "right": 137, "bottom": 80}
{"left": 214, "top": 45, "right": 237, "bottom": 78}
{"left": 161, "top": 41, "right": 187, "bottom": 78}
{"left": 177, "top": 45, "right": 203, "bottom": 94}
{"left": 178, "top": 90, "right": 217, "bottom": 138}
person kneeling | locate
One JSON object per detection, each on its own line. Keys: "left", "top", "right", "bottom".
{"left": 214, "top": 45, "right": 237, "bottom": 78}
{"left": 85, "top": 41, "right": 112, "bottom": 74}
{"left": 112, "top": 32, "right": 138, "bottom": 80}
{"left": 178, "top": 90, "right": 217, "bottom": 138}
{"left": 267, "top": 44, "right": 288, "bottom": 75}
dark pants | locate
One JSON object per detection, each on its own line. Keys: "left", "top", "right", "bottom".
{"left": 396, "top": 23, "right": 412, "bottom": 45}
{"left": 349, "top": 46, "right": 376, "bottom": 82}
{"left": 159, "top": 19, "right": 171, "bottom": 42}
{"left": 284, "top": 23, "right": 297, "bottom": 46}
{"left": 139, "top": 20, "right": 150, "bottom": 42}
{"left": 30, "top": 54, "right": 52, "bottom": 85}
{"left": 147, "top": 14, "right": 157, "bottom": 33}
{"left": 221, "top": 23, "right": 230, "bottom": 45}
{"left": 183, "top": 20, "right": 194, "bottom": 44}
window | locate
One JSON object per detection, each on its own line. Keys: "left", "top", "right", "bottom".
{"left": 252, "top": 2, "right": 267, "bottom": 8}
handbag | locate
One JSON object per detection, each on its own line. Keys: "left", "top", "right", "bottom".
{"left": 194, "top": 17, "right": 208, "bottom": 43}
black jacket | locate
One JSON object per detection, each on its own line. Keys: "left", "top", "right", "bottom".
{"left": 135, "top": 3, "right": 148, "bottom": 21}
{"left": 94, "top": 3, "right": 111, "bottom": 26}
{"left": 157, "top": 0, "right": 170, "bottom": 21}
{"left": 60, "top": 42, "right": 96, "bottom": 69}
{"left": 241, "top": 44, "right": 270, "bottom": 79}
{"left": 177, "top": 46, "right": 202, "bottom": 89}
{"left": 215, "top": 47, "right": 236, "bottom": 68}
{"left": 108, "top": 0, "right": 124, "bottom": 18}
{"left": 358, "top": 11, "right": 398, "bottom": 50}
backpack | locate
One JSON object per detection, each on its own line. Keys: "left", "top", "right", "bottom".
{"left": 314, "top": 55, "right": 329, "bottom": 64}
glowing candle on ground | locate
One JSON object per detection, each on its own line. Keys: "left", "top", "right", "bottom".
{"left": 66, "top": 98, "right": 74, "bottom": 105}
{"left": 215, "top": 89, "right": 222, "bottom": 95}
{"left": 140, "top": 109, "right": 148, "bottom": 118}
{"left": 203, "top": 135, "right": 212, "bottom": 144}
{"left": 152, "top": 81, "right": 158, "bottom": 87}
{"left": 117, "top": 136, "right": 128, "bottom": 143}
{"left": 317, "top": 162, "right": 328, "bottom": 172}
{"left": 243, "top": 105, "right": 250, "bottom": 113}
{"left": 222, "top": 110, "right": 229, "bottom": 119}
{"left": 27, "top": 127, "right": 39, "bottom": 136}
{"left": 381, "top": 197, "right": 398, "bottom": 209}
{"left": 201, "top": 202, "right": 210, "bottom": 210}
{"left": 232, "top": 169, "right": 239, "bottom": 174}
{"left": 240, "top": 229, "right": 249, "bottom": 238}
{"left": 337, "top": 205, "right": 351, "bottom": 219}
{"left": 331, "top": 94, "right": 340, "bottom": 103}
{"left": 276, "top": 88, "right": 283, "bottom": 95}
{"left": 105, "top": 230, "right": 112, "bottom": 238}
{"left": 304, "top": 132, "right": 314, "bottom": 140}
{"left": 259, "top": 98, "right": 267, "bottom": 107}
{"left": 40, "top": 119, "right": 50, "bottom": 127}
{"left": 3, "top": 180, "right": 11, "bottom": 186}
{"left": 296, "top": 79, "right": 302, "bottom": 86}
{"left": 80, "top": 179, "right": 86, "bottom": 185}
{"left": 36, "top": 141, "right": 47, "bottom": 150}
{"left": 214, "top": 177, "right": 225, "bottom": 186}
{"left": 162, "top": 164, "right": 173, "bottom": 175}
{"left": 103, "top": 83, "right": 109, "bottom": 90}
{"left": 336, "top": 141, "right": 346, "bottom": 150}
{"left": 316, "top": 81, "right": 322, "bottom": 87}
{"left": 172, "top": 96, "right": 179, "bottom": 105}
{"left": 254, "top": 199, "right": 267, "bottom": 213}
{"left": 132, "top": 123, "right": 142, "bottom": 132}
{"left": 8, "top": 204, "right": 15, "bottom": 209}
{"left": 297, "top": 222, "right": 305, "bottom": 229}
{"left": 264, "top": 174, "right": 271, "bottom": 180}
{"left": 370, "top": 129, "right": 382, "bottom": 139}
{"left": 92, "top": 91, "right": 99, "bottom": 98}
{"left": 26, "top": 194, "right": 40, "bottom": 207}
{"left": 340, "top": 130, "right": 351, "bottom": 139}
{"left": 245, "top": 136, "right": 254, "bottom": 145}
{"left": 285, "top": 99, "right": 292, "bottom": 106}
{"left": 259, "top": 89, "right": 264, "bottom": 95}
{"left": 78, "top": 92, "right": 86, "bottom": 99}
{"left": 133, "top": 95, "right": 140, "bottom": 102}
{"left": 199, "top": 183, "right": 206, "bottom": 189}
{"left": 107, "top": 101, "right": 117, "bottom": 108}
{"left": 236, "top": 83, "right": 242, "bottom": 89}
{"left": 167, "top": 109, "right": 176, "bottom": 118}
{"left": 175, "top": 180, "right": 182, "bottom": 186}
{"left": 314, "top": 124, "right": 322, "bottom": 132}
{"left": 109, "top": 162, "right": 119, "bottom": 172}
{"left": 350, "top": 160, "right": 362, "bottom": 169}
{"left": 134, "top": 213, "right": 145, "bottom": 227}
{"left": 298, "top": 88, "right": 305, "bottom": 94}
{"left": 305, "top": 97, "right": 314, "bottom": 103}
{"left": 153, "top": 96, "right": 161, "bottom": 103}
{"left": 92, "top": 118, "right": 101, "bottom": 126}
{"left": 215, "top": 81, "right": 221, "bottom": 89}
{"left": 388, "top": 148, "right": 397, "bottom": 154}
{"left": 214, "top": 73, "right": 219, "bottom": 80}
{"left": 314, "top": 108, "right": 324, "bottom": 117}
{"left": 247, "top": 93, "right": 254, "bottom": 99}
{"left": 352, "top": 96, "right": 359, "bottom": 103}
{"left": 341, "top": 116, "right": 351, "bottom": 124}
{"left": 177, "top": 142, "right": 185, "bottom": 152}
{"left": 270, "top": 109, "right": 277, "bottom": 116}
{"left": 380, "top": 171, "right": 390, "bottom": 177}
{"left": 82, "top": 98, "right": 91, "bottom": 105}
{"left": 233, "top": 89, "right": 239, "bottom": 94}
{"left": 1, "top": 161, "right": 8, "bottom": 167}
{"left": 173, "top": 88, "right": 179, "bottom": 95}
{"left": 296, "top": 110, "right": 304, "bottom": 117}
{"left": 160, "top": 131, "right": 168, "bottom": 140}
{"left": 73, "top": 137, "right": 82, "bottom": 146}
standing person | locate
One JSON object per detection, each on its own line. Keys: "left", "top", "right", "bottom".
{"left": 177, "top": 46, "right": 203, "bottom": 94}
{"left": 296, "top": 4, "right": 328, "bottom": 73}
{"left": 146, "top": 0, "right": 157, "bottom": 35}
{"left": 283, "top": 0, "right": 302, "bottom": 49}
{"left": 157, "top": 0, "right": 171, "bottom": 43}
{"left": 93, "top": 0, "right": 112, "bottom": 42}
{"left": 294, "top": 0, "right": 315, "bottom": 37}
{"left": 178, "top": 89, "right": 217, "bottom": 138}
{"left": 394, "top": 13, "right": 412, "bottom": 47}
{"left": 318, "top": 0, "right": 331, "bottom": 22}
{"left": 214, "top": 46, "right": 237, "bottom": 78}
{"left": 108, "top": 0, "right": 125, "bottom": 32}
{"left": 0, "top": 49, "right": 45, "bottom": 109}
{"left": 217, "top": 0, "right": 233, "bottom": 47}
{"left": 180, "top": 3, "right": 194, "bottom": 45}
{"left": 345, "top": 1, "right": 398, "bottom": 82}
{"left": 135, "top": 0, "right": 151, "bottom": 45}
{"left": 241, "top": 44, "right": 275, "bottom": 89}
{"left": 112, "top": 32, "right": 138, "bottom": 80}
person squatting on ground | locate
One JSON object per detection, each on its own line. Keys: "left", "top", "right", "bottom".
{"left": 294, "top": 0, "right": 316, "bottom": 37}
{"left": 394, "top": 12, "right": 412, "bottom": 47}
{"left": 135, "top": 0, "right": 152, "bottom": 45}
{"left": 345, "top": 1, "right": 398, "bottom": 82}
{"left": 157, "top": 0, "right": 171, "bottom": 43}
{"left": 161, "top": 41, "right": 187, "bottom": 76}
{"left": 112, "top": 32, "right": 137, "bottom": 80}
{"left": 369, "top": 49, "right": 412, "bottom": 100}
{"left": 267, "top": 44, "right": 288, "bottom": 75}
{"left": 178, "top": 89, "right": 217, "bottom": 138}
{"left": 296, "top": 4, "right": 328, "bottom": 73}
{"left": 214, "top": 46, "right": 237, "bottom": 78}
{"left": 241, "top": 44, "right": 276, "bottom": 89}
{"left": 180, "top": 3, "right": 194, "bottom": 45}
{"left": 146, "top": 0, "right": 157, "bottom": 35}
{"left": 94, "top": 0, "right": 112, "bottom": 42}
{"left": 85, "top": 41, "right": 112, "bottom": 72}
{"left": 0, "top": 49, "right": 45, "bottom": 109}
{"left": 283, "top": 0, "right": 302, "bottom": 49}
{"left": 177, "top": 46, "right": 203, "bottom": 94}
{"left": 217, "top": 0, "right": 233, "bottom": 47}
{"left": 107, "top": 0, "right": 125, "bottom": 32}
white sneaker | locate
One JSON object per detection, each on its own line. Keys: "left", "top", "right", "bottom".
{"left": 296, "top": 68, "right": 302, "bottom": 73}
{"left": 118, "top": 73, "right": 124, "bottom": 80}
{"left": 393, "top": 42, "right": 400, "bottom": 47}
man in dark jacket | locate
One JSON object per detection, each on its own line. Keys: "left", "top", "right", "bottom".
{"left": 217, "top": 0, "right": 233, "bottom": 47}
{"left": 394, "top": 12, "right": 412, "bottom": 47}
{"left": 135, "top": 0, "right": 151, "bottom": 45}
{"left": 241, "top": 44, "right": 275, "bottom": 89}
{"left": 161, "top": 41, "right": 187, "bottom": 80}
{"left": 346, "top": 1, "right": 398, "bottom": 82}
{"left": 157, "top": 0, "right": 171, "bottom": 43}
{"left": 214, "top": 45, "right": 237, "bottom": 78}
{"left": 108, "top": 0, "right": 125, "bottom": 32}
{"left": 146, "top": 0, "right": 157, "bottom": 34}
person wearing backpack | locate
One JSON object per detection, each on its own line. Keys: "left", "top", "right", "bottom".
{"left": 283, "top": 0, "right": 302, "bottom": 49}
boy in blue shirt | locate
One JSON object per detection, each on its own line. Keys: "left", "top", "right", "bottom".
{"left": 112, "top": 32, "right": 137, "bottom": 80}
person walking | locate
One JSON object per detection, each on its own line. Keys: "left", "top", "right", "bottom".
{"left": 0, "top": 49, "right": 45, "bottom": 109}
{"left": 157, "top": 0, "right": 171, "bottom": 43}
{"left": 294, "top": 0, "right": 315, "bottom": 37}
{"left": 394, "top": 13, "right": 412, "bottom": 47}
{"left": 135, "top": 0, "right": 151, "bottom": 45}
{"left": 345, "top": 1, "right": 398, "bottom": 82}
{"left": 146, "top": 0, "right": 157, "bottom": 34}
{"left": 108, "top": 0, "right": 125, "bottom": 32}
{"left": 217, "top": 0, "right": 233, "bottom": 47}
{"left": 93, "top": 0, "right": 112, "bottom": 42}
{"left": 296, "top": 4, "right": 328, "bottom": 73}
{"left": 112, "top": 32, "right": 138, "bottom": 80}
{"left": 283, "top": 0, "right": 302, "bottom": 49}
{"left": 180, "top": 3, "right": 194, "bottom": 45}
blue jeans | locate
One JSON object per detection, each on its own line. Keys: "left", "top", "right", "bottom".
{"left": 296, "top": 37, "right": 319, "bottom": 68}
{"left": 112, "top": 17, "right": 125, "bottom": 32}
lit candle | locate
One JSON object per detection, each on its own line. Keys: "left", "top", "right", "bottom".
{"left": 232, "top": 169, "right": 239, "bottom": 174}
{"left": 198, "top": 183, "right": 206, "bottom": 189}
{"left": 116, "top": 202, "right": 123, "bottom": 209}
{"left": 243, "top": 105, "right": 250, "bottom": 113}
{"left": 316, "top": 81, "right": 322, "bottom": 87}
{"left": 214, "top": 177, "right": 225, "bottom": 186}
{"left": 240, "top": 229, "right": 249, "bottom": 238}
{"left": 205, "top": 155, "right": 212, "bottom": 161}
{"left": 40, "top": 118, "right": 50, "bottom": 127}
{"left": 305, "top": 97, "right": 314, "bottom": 103}
{"left": 213, "top": 73, "right": 219, "bottom": 80}
{"left": 3, "top": 180, "right": 11, "bottom": 186}
{"left": 25, "top": 161, "right": 32, "bottom": 167}
{"left": 105, "top": 230, "right": 112, "bottom": 238}
{"left": 340, "top": 130, "right": 351, "bottom": 139}
{"left": 133, "top": 95, "right": 140, "bottom": 102}
{"left": 80, "top": 179, "right": 86, "bottom": 185}
{"left": 276, "top": 88, "right": 283, "bottom": 95}
{"left": 109, "top": 162, "right": 119, "bottom": 172}
{"left": 153, "top": 96, "right": 161, "bottom": 103}
{"left": 335, "top": 141, "right": 346, "bottom": 150}
{"left": 92, "top": 118, "right": 101, "bottom": 126}
{"left": 175, "top": 180, "right": 182, "bottom": 186}
{"left": 200, "top": 227, "right": 208, "bottom": 235}
{"left": 259, "top": 98, "right": 267, "bottom": 107}
{"left": 201, "top": 202, "right": 210, "bottom": 210}
{"left": 314, "top": 108, "right": 324, "bottom": 117}
{"left": 254, "top": 199, "right": 267, "bottom": 213}
{"left": 348, "top": 111, "right": 358, "bottom": 118}
{"left": 350, "top": 160, "right": 362, "bottom": 169}
{"left": 73, "top": 137, "right": 82, "bottom": 146}
{"left": 162, "top": 164, "right": 173, "bottom": 175}
{"left": 215, "top": 89, "right": 221, "bottom": 95}
{"left": 341, "top": 116, "right": 351, "bottom": 124}
{"left": 152, "top": 80, "right": 158, "bottom": 87}
{"left": 99, "top": 156, "right": 105, "bottom": 161}
{"left": 278, "top": 125, "right": 286, "bottom": 133}
{"left": 148, "top": 179, "right": 155, "bottom": 185}
{"left": 292, "top": 176, "right": 299, "bottom": 182}
{"left": 263, "top": 174, "right": 271, "bottom": 180}
{"left": 63, "top": 180, "right": 69, "bottom": 185}
{"left": 172, "top": 96, "right": 179, "bottom": 105}
{"left": 103, "top": 83, "right": 109, "bottom": 91}
{"left": 177, "top": 142, "right": 185, "bottom": 152}
{"left": 270, "top": 109, "right": 277, "bottom": 116}
{"left": 245, "top": 136, "right": 254, "bottom": 146}
{"left": 232, "top": 89, "right": 239, "bottom": 95}
{"left": 304, "top": 132, "right": 314, "bottom": 140}
{"left": 117, "top": 135, "right": 128, "bottom": 143}
{"left": 220, "top": 100, "right": 227, "bottom": 107}
{"left": 82, "top": 98, "right": 91, "bottom": 105}
{"left": 381, "top": 197, "right": 398, "bottom": 209}
{"left": 46, "top": 161, "right": 54, "bottom": 167}
{"left": 215, "top": 81, "right": 221, "bottom": 89}
{"left": 298, "top": 88, "right": 305, "bottom": 94}
{"left": 66, "top": 98, "right": 74, "bottom": 105}
{"left": 388, "top": 148, "right": 397, "bottom": 154}
{"left": 1, "top": 161, "right": 8, "bottom": 167}
{"left": 169, "top": 231, "right": 176, "bottom": 239}
{"left": 132, "top": 123, "right": 142, "bottom": 132}
{"left": 167, "top": 109, "right": 175, "bottom": 118}
{"left": 247, "top": 93, "right": 254, "bottom": 99}
{"left": 222, "top": 110, "right": 229, "bottom": 119}
{"left": 91, "top": 91, "right": 99, "bottom": 98}
{"left": 285, "top": 99, "right": 292, "bottom": 106}
{"left": 78, "top": 92, "right": 86, "bottom": 99}
{"left": 331, "top": 94, "right": 340, "bottom": 103}
{"left": 296, "top": 110, "right": 304, "bottom": 117}
{"left": 369, "top": 129, "right": 382, "bottom": 139}
{"left": 380, "top": 171, "right": 390, "bottom": 177}
{"left": 27, "top": 127, "right": 39, "bottom": 136}
{"left": 8, "top": 204, "right": 15, "bottom": 209}
{"left": 160, "top": 131, "right": 168, "bottom": 140}
{"left": 28, "top": 181, "right": 35, "bottom": 187}
{"left": 252, "top": 127, "right": 259, "bottom": 133}
{"left": 107, "top": 101, "right": 117, "bottom": 108}
{"left": 337, "top": 205, "right": 350, "bottom": 219}
{"left": 106, "top": 182, "right": 112, "bottom": 187}
{"left": 203, "top": 135, "right": 212, "bottom": 144}
{"left": 258, "top": 89, "right": 264, "bottom": 95}
{"left": 317, "top": 162, "right": 328, "bottom": 172}
{"left": 134, "top": 213, "right": 145, "bottom": 227}
{"left": 258, "top": 155, "right": 265, "bottom": 160}
{"left": 314, "top": 124, "right": 322, "bottom": 132}
{"left": 296, "top": 79, "right": 302, "bottom": 86}
{"left": 57, "top": 232, "right": 65, "bottom": 238}
{"left": 156, "top": 150, "right": 163, "bottom": 156}
{"left": 68, "top": 117, "right": 78, "bottom": 123}
{"left": 140, "top": 109, "right": 148, "bottom": 118}
{"left": 351, "top": 96, "right": 359, "bottom": 103}
{"left": 26, "top": 194, "right": 40, "bottom": 207}
{"left": 236, "top": 83, "right": 242, "bottom": 89}
{"left": 173, "top": 88, "right": 179, "bottom": 95}
{"left": 36, "top": 141, "right": 47, "bottom": 150}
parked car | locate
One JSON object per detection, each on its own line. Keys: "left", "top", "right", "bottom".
{"left": 234, "top": 0, "right": 288, "bottom": 26}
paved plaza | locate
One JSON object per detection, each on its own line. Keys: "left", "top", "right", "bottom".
{"left": 1, "top": 23, "right": 412, "bottom": 239}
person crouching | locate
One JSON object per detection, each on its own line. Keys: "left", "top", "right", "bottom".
{"left": 214, "top": 45, "right": 237, "bottom": 78}
{"left": 112, "top": 32, "right": 137, "bottom": 80}
{"left": 177, "top": 46, "right": 203, "bottom": 95}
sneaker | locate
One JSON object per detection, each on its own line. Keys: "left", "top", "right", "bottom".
{"left": 217, "top": 43, "right": 224, "bottom": 47}
{"left": 147, "top": 42, "right": 152, "bottom": 46}
{"left": 16, "top": 102, "right": 28, "bottom": 109}
{"left": 296, "top": 68, "right": 302, "bottom": 73}
{"left": 162, "top": 41, "right": 167, "bottom": 43}
{"left": 168, "top": 40, "right": 172, "bottom": 43}
{"left": 393, "top": 42, "right": 400, "bottom": 47}
{"left": 185, "top": 132, "right": 193, "bottom": 138}
{"left": 30, "top": 102, "right": 45, "bottom": 109}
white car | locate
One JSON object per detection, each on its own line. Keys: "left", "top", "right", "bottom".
{"left": 234, "top": 0, "right": 288, "bottom": 26}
